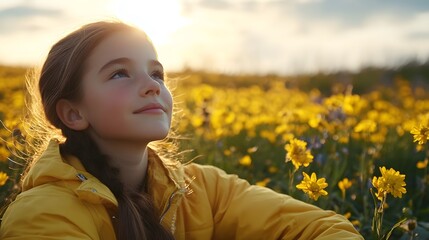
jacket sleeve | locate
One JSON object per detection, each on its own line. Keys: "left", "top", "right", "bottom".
{"left": 0, "top": 185, "right": 100, "bottom": 240}
{"left": 193, "top": 164, "right": 363, "bottom": 240}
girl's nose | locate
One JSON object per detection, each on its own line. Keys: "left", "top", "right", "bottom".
{"left": 139, "top": 74, "right": 161, "bottom": 96}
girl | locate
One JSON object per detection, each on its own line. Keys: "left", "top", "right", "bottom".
{"left": 0, "top": 21, "right": 363, "bottom": 239}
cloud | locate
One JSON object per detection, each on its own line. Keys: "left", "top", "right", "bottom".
{"left": 0, "top": 0, "right": 112, "bottom": 66}
{"left": 163, "top": 0, "right": 429, "bottom": 74}
{"left": 199, "top": 0, "right": 230, "bottom": 9}
{"left": 408, "top": 30, "right": 429, "bottom": 40}
{"left": 0, "top": 0, "right": 428, "bottom": 74}
{"left": 184, "top": 0, "right": 429, "bottom": 29}
{"left": 0, "top": 5, "right": 60, "bottom": 18}
{"left": 0, "top": 5, "right": 62, "bottom": 34}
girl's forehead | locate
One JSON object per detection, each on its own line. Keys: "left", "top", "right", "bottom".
{"left": 85, "top": 31, "right": 157, "bottom": 72}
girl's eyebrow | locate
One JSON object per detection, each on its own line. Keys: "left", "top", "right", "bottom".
{"left": 98, "top": 57, "right": 131, "bottom": 74}
{"left": 98, "top": 58, "right": 164, "bottom": 73}
{"left": 150, "top": 60, "right": 164, "bottom": 71}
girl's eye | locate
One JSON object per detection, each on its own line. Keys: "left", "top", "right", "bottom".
{"left": 110, "top": 69, "right": 129, "bottom": 80}
{"left": 151, "top": 70, "right": 164, "bottom": 81}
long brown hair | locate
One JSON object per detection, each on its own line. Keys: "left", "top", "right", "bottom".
{"left": 23, "top": 21, "right": 176, "bottom": 239}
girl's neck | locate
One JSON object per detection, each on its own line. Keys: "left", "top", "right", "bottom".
{"left": 93, "top": 139, "right": 149, "bottom": 191}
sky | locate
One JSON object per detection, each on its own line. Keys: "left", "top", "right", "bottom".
{"left": 0, "top": 0, "right": 429, "bottom": 75}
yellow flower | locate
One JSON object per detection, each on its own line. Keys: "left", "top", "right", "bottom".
{"left": 343, "top": 212, "right": 351, "bottom": 219}
{"left": 247, "top": 146, "right": 258, "bottom": 153}
{"left": 410, "top": 125, "right": 429, "bottom": 145}
{"left": 0, "top": 172, "right": 9, "bottom": 186}
{"left": 268, "top": 166, "right": 278, "bottom": 174}
{"left": 260, "top": 130, "right": 276, "bottom": 143}
{"left": 191, "top": 115, "right": 204, "bottom": 128}
{"left": 296, "top": 172, "right": 328, "bottom": 201}
{"left": 417, "top": 159, "right": 428, "bottom": 169}
{"left": 416, "top": 144, "right": 425, "bottom": 152}
{"left": 351, "top": 220, "right": 361, "bottom": 227}
{"left": 0, "top": 147, "right": 10, "bottom": 162}
{"left": 338, "top": 178, "right": 352, "bottom": 198}
{"left": 223, "top": 149, "right": 232, "bottom": 156}
{"left": 308, "top": 115, "right": 322, "bottom": 128}
{"left": 354, "top": 119, "right": 377, "bottom": 133}
{"left": 372, "top": 167, "right": 406, "bottom": 200}
{"left": 343, "top": 94, "right": 366, "bottom": 116}
{"left": 285, "top": 138, "right": 313, "bottom": 169}
{"left": 239, "top": 155, "right": 252, "bottom": 167}
{"left": 255, "top": 178, "right": 270, "bottom": 187}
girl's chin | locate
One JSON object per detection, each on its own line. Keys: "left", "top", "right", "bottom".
{"left": 145, "top": 130, "right": 171, "bottom": 141}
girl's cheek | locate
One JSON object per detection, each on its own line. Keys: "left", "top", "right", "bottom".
{"left": 86, "top": 91, "right": 127, "bottom": 116}
{"left": 104, "top": 88, "right": 130, "bottom": 104}
{"left": 164, "top": 88, "right": 174, "bottom": 109}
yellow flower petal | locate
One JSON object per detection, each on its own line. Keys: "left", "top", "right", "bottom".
{"left": 296, "top": 172, "right": 329, "bottom": 201}
{"left": 285, "top": 138, "right": 314, "bottom": 169}
{"left": 239, "top": 155, "right": 252, "bottom": 167}
{"left": 417, "top": 159, "right": 428, "bottom": 169}
{"left": 372, "top": 166, "right": 406, "bottom": 200}
{"left": 0, "top": 172, "right": 9, "bottom": 187}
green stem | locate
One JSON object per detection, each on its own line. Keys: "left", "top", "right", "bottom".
{"left": 417, "top": 149, "right": 429, "bottom": 214}
{"left": 288, "top": 167, "right": 298, "bottom": 195}
{"left": 340, "top": 192, "right": 345, "bottom": 213}
{"left": 378, "top": 197, "right": 386, "bottom": 239}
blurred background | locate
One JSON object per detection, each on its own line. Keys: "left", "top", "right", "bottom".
{"left": 1, "top": 0, "right": 429, "bottom": 74}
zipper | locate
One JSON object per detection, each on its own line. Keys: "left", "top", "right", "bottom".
{"left": 159, "top": 176, "right": 196, "bottom": 223}
{"left": 159, "top": 189, "right": 180, "bottom": 223}
{"left": 76, "top": 173, "right": 88, "bottom": 181}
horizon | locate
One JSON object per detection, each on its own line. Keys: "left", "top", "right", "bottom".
{"left": 2, "top": 59, "right": 427, "bottom": 78}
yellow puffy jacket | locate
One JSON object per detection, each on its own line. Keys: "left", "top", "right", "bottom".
{"left": 0, "top": 140, "right": 363, "bottom": 239}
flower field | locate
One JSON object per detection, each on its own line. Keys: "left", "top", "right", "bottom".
{"left": 1, "top": 65, "right": 429, "bottom": 239}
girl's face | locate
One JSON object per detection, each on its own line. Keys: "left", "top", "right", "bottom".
{"left": 76, "top": 30, "right": 173, "bottom": 146}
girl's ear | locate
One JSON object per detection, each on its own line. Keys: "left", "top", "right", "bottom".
{"left": 56, "top": 99, "right": 89, "bottom": 131}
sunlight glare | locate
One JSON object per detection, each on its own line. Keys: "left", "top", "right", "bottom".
{"left": 109, "top": 0, "right": 189, "bottom": 45}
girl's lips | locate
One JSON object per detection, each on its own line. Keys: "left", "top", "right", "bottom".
{"left": 133, "top": 103, "right": 166, "bottom": 114}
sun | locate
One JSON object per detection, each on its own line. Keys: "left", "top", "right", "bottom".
{"left": 109, "top": 0, "right": 189, "bottom": 45}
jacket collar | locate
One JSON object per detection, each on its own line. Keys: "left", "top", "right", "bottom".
{"left": 22, "top": 139, "right": 78, "bottom": 191}
{"left": 22, "top": 139, "right": 187, "bottom": 210}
